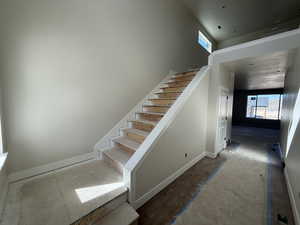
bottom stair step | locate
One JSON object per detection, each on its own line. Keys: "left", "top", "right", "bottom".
{"left": 103, "top": 147, "right": 131, "bottom": 174}
{"left": 94, "top": 203, "right": 139, "bottom": 225}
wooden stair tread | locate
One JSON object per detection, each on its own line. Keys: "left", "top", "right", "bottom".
{"left": 161, "top": 85, "right": 187, "bottom": 89}
{"left": 149, "top": 98, "right": 176, "bottom": 100}
{"left": 123, "top": 128, "right": 150, "bottom": 137}
{"left": 137, "top": 111, "right": 165, "bottom": 116}
{"left": 94, "top": 203, "right": 138, "bottom": 225}
{"left": 173, "top": 71, "right": 198, "bottom": 77}
{"left": 165, "top": 80, "right": 190, "bottom": 85}
{"left": 103, "top": 147, "right": 131, "bottom": 166}
{"left": 155, "top": 91, "right": 182, "bottom": 94}
{"left": 113, "top": 137, "right": 140, "bottom": 151}
{"left": 129, "top": 119, "right": 157, "bottom": 126}
{"left": 143, "top": 104, "right": 170, "bottom": 108}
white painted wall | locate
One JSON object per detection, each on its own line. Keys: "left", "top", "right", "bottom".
{"left": 206, "top": 64, "right": 234, "bottom": 155}
{"left": 281, "top": 47, "right": 300, "bottom": 222}
{"left": 0, "top": 83, "right": 8, "bottom": 215}
{"left": 134, "top": 74, "right": 210, "bottom": 200}
{"left": 0, "top": 0, "right": 209, "bottom": 173}
{"left": 0, "top": 156, "right": 8, "bottom": 216}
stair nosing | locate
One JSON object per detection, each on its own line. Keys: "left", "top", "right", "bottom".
{"left": 122, "top": 128, "right": 150, "bottom": 137}
{"left": 148, "top": 98, "right": 177, "bottom": 100}
{"left": 165, "top": 80, "right": 190, "bottom": 84}
{"left": 143, "top": 104, "right": 170, "bottom": 108}
{"left": 173, "top": 71, "right": 198, "bottom": 77}
{"left": 161, "top": 85, "right": 187, "bottom": 89}
{"left": 136, "top": 111, "right": 165, "bottom": 116}
{"left": 113, "top": 137, "right": 140, "bottom": 151}
{"left": 155, "top": 91, "right": 182, "bottom": 94}
{"left": 129, "top": 119, "right": 158, "bottom": 126}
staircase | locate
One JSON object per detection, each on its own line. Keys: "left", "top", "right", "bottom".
{"left": 102, "top": 70, "right": 198, "bottom": 177}
{"left": 70, "top": 70, "right": 198, "bottom": 225}
{"left": 1, "top": 70, "right": 199, "bottom": 225}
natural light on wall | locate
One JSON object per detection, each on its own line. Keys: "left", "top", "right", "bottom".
{"left": 286, "top": 88, "right": 300, "bottom": 157}
{"left": 198, "top": 31, "right": 212, "bottom": 53}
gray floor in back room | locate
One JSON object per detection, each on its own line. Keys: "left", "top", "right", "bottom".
{"left": 138, "top": 126, "right": 294, "bottom": 225}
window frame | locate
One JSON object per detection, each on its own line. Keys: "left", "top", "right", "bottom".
{"left": 245, "top": 94, "right": 282, "bottom": 120}
{"left": 198, "top": 30, "right": 212, "bottom": 53}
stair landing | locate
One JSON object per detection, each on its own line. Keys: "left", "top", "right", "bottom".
{"left": 1, "top": 160, "right": 134, "bottom": 225}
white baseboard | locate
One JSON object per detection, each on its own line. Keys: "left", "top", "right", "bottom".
{"left": 284, "top": 168, "right": 300, "bottom": 225}
{"left": 205, "top": 151, "right": 217, "bottom": 159}
{"left": 8, "top": 152, "right": 96, "bottom": 183}
{"left": 131, "top": 152, "right": 206, "bottom": 209}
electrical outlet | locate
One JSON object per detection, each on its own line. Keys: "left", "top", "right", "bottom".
{"left": 185, "top": 153, "right": 188, "bottom": 158}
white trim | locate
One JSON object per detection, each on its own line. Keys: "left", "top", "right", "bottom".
{"left": 214, "top": 87, "right": 230, "bottom": 155}
{"left": 124, "top": 67, "right": 209, "bottom": 203}
{"left": 205, "top": 152, "right": 218, "bottom": 159}
{"left": 284, "top": 168, "right": 300, "bottom": 225}
{"left": 131, "top": 152, "right": 206, "bottom": 209}
{"left": 209, "top": 28, "right": 300, "bottom": 65}
{"left": 93, "top": 71, "right": 174, "bottom": 155}
{"left": 8, "top": 152, "right": 96, "bottom": 183}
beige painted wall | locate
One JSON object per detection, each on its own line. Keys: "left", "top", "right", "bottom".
{"left": 0, "top": 0, "right": 209, "bottom": 173}
{"left": 280, "top": 47, "right": 300, "bottom": 216}
{"left": 135, "top": 74, "right": 210, "bottom": 199}
{"left": 0, "top": 83, "right": 8, "bottom": 214}
{"left": 206, "top": 64, "right": 234, "bottom": 155}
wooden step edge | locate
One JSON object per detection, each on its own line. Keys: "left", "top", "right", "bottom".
{"left": 174, "top": 70, "right": 198, "bottom": 76}
{"left": 160, "top": 85, "right": 187, "bottom": 89}
{"left": 143, "top": 104, "right": 170, "bottom": 108}
{"left": 136, "top": 111, "right": 165, "bottom": 116}
{"left": 113, "top": 137, "right": 140, "bottom": 151}
{"left": 148, "top": 98, "right": 177, "bottom": 100}
{"left": 154, "top": 91, "right": 183, "bottom": 94}
{"left": 129, "top": 119, "right": 158, "bottom": 126}
{"left": 122, "top": 128, "right": 150, "bottom": 137}
{"left": 164, "top": 80, "right": 190, "bottom": 84}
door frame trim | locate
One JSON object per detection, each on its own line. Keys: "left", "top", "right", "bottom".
{"left": 214, "top": 86, "right": 230, "bottom": 155}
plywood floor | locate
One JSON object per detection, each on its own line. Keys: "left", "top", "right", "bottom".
{"left": 138, "top": 126, "right": 294, "bottom": 225}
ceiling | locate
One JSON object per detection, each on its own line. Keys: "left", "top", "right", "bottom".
{"left": 223, "top": 51, "right": 294, "bottom": 90}
{"left": 182, "top": 0, "right": 300, "bottom": 42}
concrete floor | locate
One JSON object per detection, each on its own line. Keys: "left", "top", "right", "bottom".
{"left": 138, "top": 126, "right": 294, "bottom": 225}
{"left": 0, "top": 160, "right": 126, "bottom": 225}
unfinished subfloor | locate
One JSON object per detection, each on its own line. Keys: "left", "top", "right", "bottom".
{"left": 0, "top": 160, "right": 126, "bottom": 225}
{"left": 138, "top": 126, "right": 294, "bottom": 225}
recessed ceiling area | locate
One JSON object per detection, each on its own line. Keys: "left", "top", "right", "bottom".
{"left": 223, "top": 51, "right": 295, "bottom": 90}
{"left": 182, "top": 0, "right": 300, "bottom": 42}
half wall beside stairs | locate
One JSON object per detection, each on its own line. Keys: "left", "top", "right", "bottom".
{"left": 95, "top": 67, "right": 210, "bottom": 209}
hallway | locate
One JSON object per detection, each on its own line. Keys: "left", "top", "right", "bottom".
{"left": 138, "top": 126, "right": 294, "bottom": 225}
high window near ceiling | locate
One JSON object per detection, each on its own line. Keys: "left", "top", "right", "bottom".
{"left": 246, "top": 94, "right": 282, "bottom": 120}
{"left": 198, "top": 31, "right": 212, "bottom": 53}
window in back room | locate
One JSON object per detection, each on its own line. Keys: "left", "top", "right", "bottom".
{"left": 246, "top": 94, "right": 282, "bottom": 120}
